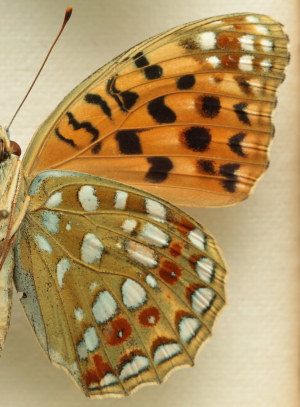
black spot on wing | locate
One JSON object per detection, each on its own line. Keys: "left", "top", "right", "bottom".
{"left": 116, "top": 130, "right": 143, "bottom": 154}
{"left": 133, "top": 51, "right": 149, "bottom": 68}
{"left": 176, "top": 74, "right": 195, "bottom": 90}
{"left": 147, "top": 96, "right": 176, "bottom": 124}
{"left": 55, "top": 128, "right": 77, "bottom": 148}
{"left": 91, "top": 141, "right": 102, "bottom": 154}
{"left": 219, "top": 163, "right": 240, "bottom": 193}
{"left": 233, "top": 102, "right": 250, "bottom": 125}
{"left": 120, "top": 91, "right": 139, "bottom": 111}
{"left": 144, "top": 65, "right": 163, "bottom": 80}
{"left": 182, "top": 127, "right": 211, "bottom": 152}
{"left": 234, "top": 76, "right": 252, "bottom": 95}
{"left": 229, "top": 132, "right": 247, "bottom": 157}
{"left": 85, "top": 93, "right": 112, "bottom": 119}
{"left": 67, "top": 112, "right": 99, "bottom": 142}
{"left": 145, "top": 157, "right": 173, "bottom": 183}
{"left": 106, "top": 76, "right": 138, "bottom": 112}
{"left": 197, "top": 96, "right": 221, "bottom": 118}
{"left": 197, "top": 159, "right": 216, "bottom": 175}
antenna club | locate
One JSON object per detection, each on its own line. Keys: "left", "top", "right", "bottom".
{"left": 65, "top": 7, "right": 73, "bottom": 23}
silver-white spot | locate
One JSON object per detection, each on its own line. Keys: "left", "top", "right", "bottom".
{"left": 191, "top": 287, "right": 215, "bottom": 315}
{"left": 238, "top": 34, "right": 255, "bottom": 52}
{"left": 146, "top": 274, "right": 158, "bottom": 289}
{"left": 84, "top": 326, "right": 99, "bottom": 352}
{"left": 41, "top": 211, "right": 60, "bottom": 234}
{"left": 139, "top": 223, "right": 169, "bottom": 248}
{"left": 260, "top": 58, "right": 272, "bottom": 72}
{"left": 89, "top": 281, "right": 99, "bottom": 291}
{"left": 154, "top": 343, "right": 182, "bottom": 365}
{"left": 119, "top": 355, "right": 150, "bottom": 380}
{"left": 239, "top": 55, "right": 254, "bottom": 72}
{"left": 100, "top": 373, "right": 119, "bottom": 388}
{"left": 196, "top": 257, "right": 215, "bottom": 283}
{"left": 66, "top": 221, "right": 72, "bottom": 231}
{"left": 179, "top": 317, "right": 201, "bottom": 343}
{"left": 188, "top": 228, "right": 206, "bottom": 251}
{"left": 36, "top": 234, "right": 52, "bottom": 254}
{"left": 122, "top": 279, "right": 147, "bottom": 310}
{"left": 260, "top": 38, "right": 273, "bottom": 52}
{"left": 92, "top": 291, "right": 117, "bottom": 324}
{"left": 114, "top": 190, "right": 128, "bottom": 210}
{"left": 56, "top": 258, "right": 71, "bottom": 289}
{"left": 77, "top": 340, "right": 87, "bottom": 360}
{"left": 145, "top": 199, "right": 167, "bottom": 223}
{"left": 121, "top": 219, "right": 137, "bottom": 233}
{"left": 206, "top": 55, "right": 221, "bottom": 68}
{"left": 78, "top": 185, "right": 99, "bottom": 211}
{"left": 197, "top": 31, "right": 217, "bottom": 50}
{"left": 81, "top": 233, "right": 104, "bottom": 264}
{"left": 74, "top": 307, "right": 84, "bottom": 321}
{"left": 46, "top": 191, "right": 63, "bottom": 208}
{"left": 246, "top": 15, "right": 260, "bottom": 23}
{"left": 125, "top": 241, "right": 158, "bottom": 268}
{"left": 255, "top": 25, "right": 269, "bottom": 35}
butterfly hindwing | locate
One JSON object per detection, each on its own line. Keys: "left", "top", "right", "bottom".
{"left": 22, "top": 13, "right": 289, "bottom": 207}
{"left": 13, "top": 170, "right": 226, "bottom": 397}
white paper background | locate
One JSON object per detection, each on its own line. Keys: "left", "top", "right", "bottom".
{"left": 0, "top": 1, "right": 298, "bottom": 406}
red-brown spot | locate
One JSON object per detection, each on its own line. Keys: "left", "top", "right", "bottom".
{"left": 217, "top": 33, "right": 240, "bottom": 50}
{"left": 172, "top": 217, "right": 195, "bottom": 237}
{"left": 159, "top": 260, "right": 182, "bottom": 285}
{"left": 102, "top": 317, "right": 132, "bottom": 346}
{"left": 169, "top": 242, "right": 183, "bottom": 258}
{"left": 84, "top": 369, "right": 99, "bottom": 387}
{"left": 222, "top": 54, "right": 240, "bottom": 69}
{"left": 84, "top": 355, "right": 114, "bottom": 387}
{"left": 138, "top": 307, "right": 160, "bottom": 327}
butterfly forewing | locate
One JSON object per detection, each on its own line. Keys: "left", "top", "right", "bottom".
{"left": 14, "top": 170, "right": 226, "bottom": 397}
{"left": 22, "top": 13, "right": 289, "bottom": 207}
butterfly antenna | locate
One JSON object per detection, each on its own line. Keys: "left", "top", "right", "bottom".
{"left": 7, "top": 7, "right": 73, "bottom": 131}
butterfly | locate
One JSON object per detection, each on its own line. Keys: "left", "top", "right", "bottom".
{"left": 0, "top": 12, "right": 289, "bottom": 398}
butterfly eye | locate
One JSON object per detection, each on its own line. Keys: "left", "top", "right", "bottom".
{"left": 10, "top": 141, "right": 21, "bottom": 157}
{"left": 0, "top": 139, "right": 8, "bottom": 162}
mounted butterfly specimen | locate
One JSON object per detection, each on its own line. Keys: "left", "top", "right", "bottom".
{"left": 0, "top": 12, "right": 289, "bottom": 398}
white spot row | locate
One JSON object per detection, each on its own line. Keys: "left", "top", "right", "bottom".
{"left": 125, "top": 241, "right": 158, "bottom": 268}
{"left": 114, "top": 190, "right": 128, "bottom": 210}
{"left": 197, "top": 31, "right": 217, "bottom": 50}
{"left": 188, "top": 228, "right": 206, "bottom": 251}
{"left": 191, "top": 287, "right": 215, "bottom": 315}
{"left": 121, "top": 279, "right": 147, "bottom": 311}
{"left": 145, "top": 199, "right": 167, "bottom": 223}
{"left": 119, "top": 355, "right": 150, "bottom": 381}
{"left": 178, "top": 317, "right": 201, "bottom": 343}
{"left": 153, "top": 342, "right": 182, "bottom": 365}
{"left": 41, "top": 211, "right": 60, "bottom": 234}
{"left": 92, "top": 291, "right": 117, "bottom": 324}
{"left": 196, "top": 257, "right": 215, "bottom": 283}
{"left": 206, "top": 54, "right": 273, "bottom": 72}
{"left": 78, "top": 185, "right": 99, "bottom": 211}
{"left": 81, "top": 233, "right": 104, "bottom": 264}
{"left": 77, "top": 326, "right": 99, "bottom": 360}
{"left": 56, "top": 258, "right": 71, "bottom": 289}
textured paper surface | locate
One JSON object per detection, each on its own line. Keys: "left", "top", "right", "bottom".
{"left": 0, "top": 1, "right": 299, "bottom": 406}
